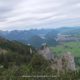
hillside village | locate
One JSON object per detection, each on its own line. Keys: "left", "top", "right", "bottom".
{"left": 38, "top": 44, "right": 76, "bottom": 71}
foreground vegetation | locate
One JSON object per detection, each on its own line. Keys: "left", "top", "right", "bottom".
{"left": 0, "top": 38, "right": 80, "bottom": 80}
{"left": 0, "top": 37, "right": 53, "bottom": 79}
{"left": 0, "top": 68, "right": 80, "bottom": 80}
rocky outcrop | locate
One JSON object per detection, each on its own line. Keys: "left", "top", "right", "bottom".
{"left": 38, "top": 44, "right": 76, "bottom": 71}
{"left": 54, "top": 52, "right": 76, "bottom": 71}
{"left": 62, "top": 52, "right": 76, "bottom": 71}
{"left": 38, "top": 44, "right": 54, "bottom": 60}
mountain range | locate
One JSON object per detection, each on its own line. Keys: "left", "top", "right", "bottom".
{"left": 0, "top": 26, "right": 80, "bottom": 48}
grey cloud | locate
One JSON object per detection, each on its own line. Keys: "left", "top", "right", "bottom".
{"left": 0, "top": 0, "right": 22, "bottom": 22}
{"left": 0, "top": 0, "right": 80, "bottom": 30}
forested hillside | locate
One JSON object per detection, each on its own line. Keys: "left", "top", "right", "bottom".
{"left": 0, "top": 37, "right": 54, "bottom": 80}
{"left": 0, "top": 37, "right": 80, "bottom": 80}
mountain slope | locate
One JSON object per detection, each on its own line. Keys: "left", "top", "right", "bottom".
{"left": 0, "top": 37, "right": 53, "bottom": 78}
{"left": 0, "top": 37, "right": 36, "bottom": 68}
{"left": 0, "top": 29, "right": 58, "bottom": 47}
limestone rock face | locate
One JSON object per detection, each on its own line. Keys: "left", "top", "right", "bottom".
{"left": 56, "top": 57, "right": 63, "bottom": 71}
{"left": 62, "top": 52, "right": 76, "bottom": 71}
{"left": 51, "top": 52, "right": 76, "bottom": 71}
{"left": 38, "top": 44, "right": 76, "bottom": 71}
{"left": 38, "top": 44, "right": 54, "bottom": 60}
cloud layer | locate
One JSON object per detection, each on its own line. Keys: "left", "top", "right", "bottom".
{"left": 0, "top": 0, "right": 80, "bottom": 30}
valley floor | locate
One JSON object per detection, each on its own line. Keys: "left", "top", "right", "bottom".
{"left": 50, "top": 42, "right": 80, "bottom": 57}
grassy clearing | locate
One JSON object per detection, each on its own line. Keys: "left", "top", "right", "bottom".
{"left": 50, "top": 42, "right": 80, "bottom": 57}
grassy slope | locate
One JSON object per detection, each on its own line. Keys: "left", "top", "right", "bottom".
{"left": 50, "top": 42, "right": 80, "bottom": 57}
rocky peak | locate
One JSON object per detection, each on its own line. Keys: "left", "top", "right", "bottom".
{"left": 38, "top": 44, "right": 54, "bottom": 60}
{"left": 62, "top": 52, "right": 76, "bottom": 71}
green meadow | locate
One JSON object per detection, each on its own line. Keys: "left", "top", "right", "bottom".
{"left": 50, "top": 42, "right": 80, "bottom": 57}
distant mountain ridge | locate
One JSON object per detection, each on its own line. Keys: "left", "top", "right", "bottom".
{"left": 0, "top": 29, "right": 57, "bottom": 47}
{"left": 0, "top": 26, "right": 80, "bottom": 47}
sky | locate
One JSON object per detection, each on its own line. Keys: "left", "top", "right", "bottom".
{"left": 0, "top": 0, "right": 80, "bottom": 30}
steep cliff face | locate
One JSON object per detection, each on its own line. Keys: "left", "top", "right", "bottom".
{"left": 38, "top": 45, "right": 76, "bottom": 71}
{"left": 55, "top": 52, "right": 76, "bottom": 71}
{"left": 38, "top": 44, "right": 54, "bottom": 60}
{"left": 62, "top": 52, "right": 76, "bottom": 71}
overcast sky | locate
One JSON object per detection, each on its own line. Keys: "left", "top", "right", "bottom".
{"left": 0, "top": 0, "right": 80, "bottom": 30}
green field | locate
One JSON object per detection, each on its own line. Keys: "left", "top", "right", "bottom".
{"left": 50, "top": 42, "right": 80, "bottom": 57}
